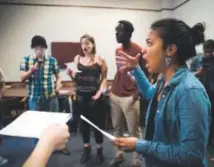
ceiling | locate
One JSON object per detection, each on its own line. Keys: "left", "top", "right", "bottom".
{"left": 0, "top": 0, "right": 190, "bottom": 11}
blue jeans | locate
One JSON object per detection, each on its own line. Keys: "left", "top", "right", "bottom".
{"left": 28, "top": 97, "right": 59, "bottom": 112}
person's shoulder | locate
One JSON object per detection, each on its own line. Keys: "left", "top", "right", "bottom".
{"left": 177, "top": 71, "right": 210, "bottom": 108}
{"left": 131, "top": 42, "right": 142, "bottom": 51}
{"left": 46, "top": 56, "right": 59, "bottom": 66}
{"left": 116, "top": 44, "right": 123, "bottom": 51}
{"left": 47, "top": 55, "right": 57, "bottom": 62}
{"left": 95, "top": 55, "right": 106, "bottom": 66}
{"left": 23, "top": 55, "right": 31, "bottom": 59}
{"left": 181, "top": 71, "right": 205, "bottom": 91}
{"left": 24, "top": 55, "right": 31, "bottom": 58}
{"left": 132, "top": 42, "right": 142, "bottom": 49}
{"left": 22, "top": 55, "right": 31, "bottom": 62}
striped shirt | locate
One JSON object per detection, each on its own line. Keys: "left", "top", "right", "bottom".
{"left": 20, "top": 54, "right": 60, "bottom": 101}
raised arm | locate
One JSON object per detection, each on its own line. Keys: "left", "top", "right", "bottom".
{"left": 131, "top": 67, "right": 155, "bottom": 100}
{"left": 116, "top": 50, "right": 155, "bottom": 100}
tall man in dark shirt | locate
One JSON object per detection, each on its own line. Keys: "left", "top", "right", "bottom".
{"left": 110, "top": 20, "right": 147, "bottom": 167}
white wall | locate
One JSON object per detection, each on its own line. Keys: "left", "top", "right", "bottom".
{"left": 173, "top": 0, "right": 214, "bottom": 53}
{"left": 0, "top": 4, "right": 159, "bottom": 81}
{"left": 171, "top": 0, "right": 188, "bottom": 8}
{"left": 0, "top": 0, "right": 192, "bottom": 81}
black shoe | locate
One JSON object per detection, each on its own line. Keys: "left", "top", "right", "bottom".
{"left": 62, "top": 148, "right": 71, "bottom": 155}
{"left": 96, "top": 148, "right": 104, "bottom": 165}
{"left": 80, "top": 146, "right": 91, "bottom": 164}
{"left": 0, "top": 156, "right": 8, "bottom": 166}
{"left": 109, "top": 155, "right": 124, "bottom": 167}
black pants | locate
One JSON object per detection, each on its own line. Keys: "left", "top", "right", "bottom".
{"left": 76, "top": 92, "right": 105, "bottom": 144}
{"left": 58, "top": 95, "right": 70, "bottom": 113}
{"left": 69, "top": 100, "right": 79, "bottom": 133}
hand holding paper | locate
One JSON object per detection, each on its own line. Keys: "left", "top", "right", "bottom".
{"left": 65, "top": 62, "right": 81, "bottom": 73}
{"left": 80, "top": 115, "right": 116, "bottom": 141}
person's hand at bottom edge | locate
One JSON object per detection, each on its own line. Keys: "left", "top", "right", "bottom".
{"left": 23, "top": 124, "right": 70, "bottom": 167}
{"left": 39, "top": 124, "right": 70, "bottom": 151}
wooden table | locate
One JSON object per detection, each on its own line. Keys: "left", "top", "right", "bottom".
{"left": 4, "top": 87, "right": 27, "bottom": 97}
{"left": 4, "top": 87, "right": 75, "bottom": 98}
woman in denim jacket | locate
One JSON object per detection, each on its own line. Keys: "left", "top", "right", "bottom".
{"left": 113, "top": 18, "right": 211, "bottom": 167}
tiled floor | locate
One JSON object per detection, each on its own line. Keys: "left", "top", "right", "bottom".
{"left": 0, "top": 134, "right": 214, "bottom": 167}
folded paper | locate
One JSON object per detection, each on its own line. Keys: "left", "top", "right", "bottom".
{"left": 80, "top": 115, "right": 116, "bottom": 141}
{"left": 65, "top": 62, "right": 81, "bottom": 73}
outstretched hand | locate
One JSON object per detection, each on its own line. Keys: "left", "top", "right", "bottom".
{"left": 116, "top": 51, "right": 142, "bottom": 71}
{"left": 39, "top": 124, "right": 70, "bottom": 151}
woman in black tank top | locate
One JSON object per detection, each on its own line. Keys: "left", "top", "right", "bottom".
{"left": 67, "top": 34, "right": 107, "bottom": 165}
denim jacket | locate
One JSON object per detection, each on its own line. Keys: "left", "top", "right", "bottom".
{"left": 131, "top": 65, "right": 211, "bottom": 167}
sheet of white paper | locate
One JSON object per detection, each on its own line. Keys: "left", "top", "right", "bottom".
{"left": 80, "top": 115, "right": 116, "bottom": 141}
{"left": 65, "top": 62, "right": 81, "bottom": 73}
{"left": 0, "top": 111, "right": 71, "bottom": 138}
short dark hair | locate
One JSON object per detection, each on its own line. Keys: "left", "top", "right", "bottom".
{"left": 203, "top": 39, "right": 214, "bottom": 50}
{"left": 118, "top": 20, "right": 134, "bottom": 35}
{"left": 31, "top": 35, "right": 47, "bottom": 49}
{"left": 151, "top": 18, "right": 205, "bottom": 64}
{"left": 80, "top": 34, "right": 96, "bottom": 56}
